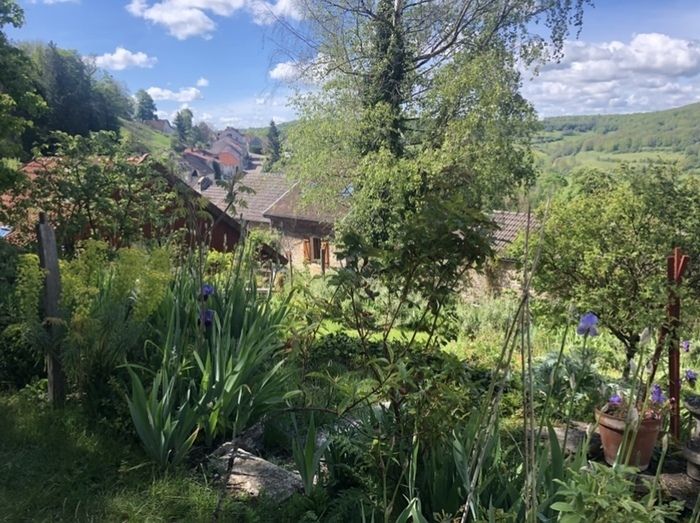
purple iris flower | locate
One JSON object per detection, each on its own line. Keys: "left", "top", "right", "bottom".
{"left": 576, "top": 312, "right": 599, "bottom": 336}
{"left": 609, "top": 393, "right": 622, "bottom": 406}
{"left": 686, "top": 369, "right": 697, "bottom": 387}
{"left": 199, "top": 308, "right": 215, "bottom": 327}
{"left": 650, "top": 384, "right": 666, "bottom": 404}
{"left": 681, "top": 340, "right": 691, "bottom": 353}
{"left": 202, "top": 284, "right": 215, "bottom": 299}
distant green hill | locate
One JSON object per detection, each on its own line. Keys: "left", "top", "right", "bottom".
{"left": 242, "top": 121, "right": 295, "bottom": 140}
{"left": 535, "top": 103, "right": 700, "bottom": 174}
{"left": 119, "top": 119, "right": 172, "bottom": 158}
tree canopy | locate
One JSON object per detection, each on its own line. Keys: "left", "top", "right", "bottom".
{"left": 524, "top": 164, "right": 700, "bottom": 370}
{"left": 0, "top": 0, "right": 45, "bottom": 190}
{"left": 135, "top": 89, "right": 157, "bottom": 121}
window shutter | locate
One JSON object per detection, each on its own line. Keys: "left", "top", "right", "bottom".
{"left": 303, "top": 239, "right": 311, "bottom": 262}
{"left": 323, "top": 241, "right": 330, "bottom": 267}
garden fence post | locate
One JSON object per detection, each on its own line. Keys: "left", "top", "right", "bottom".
{"left": 36, "top": 212, "right": 66, "bottom": 407}
{"left": 667, "top": 247, "right": 688, "bottom": 440}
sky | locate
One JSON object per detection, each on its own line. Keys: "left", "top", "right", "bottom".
{"left": 8, "top": 0, "right": 700, "bottom": 127}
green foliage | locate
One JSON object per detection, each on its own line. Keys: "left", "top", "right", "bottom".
{"left": 173, "top": 107, "right": 194, "bottom": 149}
{"left": 266, "top": 119, "right": 281, "bottom": 166}
{"left": 0, "top": 243, "right": 43, "bottom": 389}
{"left": 21, "top": 41, "right": 132, "bottom": 143}
{"left": 0, "top": 391, "right": 278, "bottom": 521}
{"left": 59, "top": 241, "right": 172, "bottom": 407}
{"left": 4, "top": 131, "right": 178, "bottom": 251}
{"left": 536, "top": 102, "right": 700, "bottom": 176}
{"left": 551, "top": 462, "right": 683, "bottom": 522}
{"left": 523, "top": 163, "right": 700, "bottom": 370}
{"left": 292, "top": 414, "right": 328, "bottom": 496}
{"left": 126, "top": 366, "right": 200, "bottom": 468}
{"left": 126, "top": 247, "right": 297, "bottom": 466}
{"left": 134, "top": 88, "right": 157, "bottom": 121}
{"left": 0, "top": 1, "right": 46, "bottom": 190}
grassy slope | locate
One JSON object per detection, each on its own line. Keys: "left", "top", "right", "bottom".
{"left": 535, "top": 102, "right": 700, "bottom": 174}
{"left": 119, "top": 119, "right": 172, "bottom": 158}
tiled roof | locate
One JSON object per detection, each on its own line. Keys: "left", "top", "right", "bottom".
{"left": 193, "top": 172, "right": 292, "bottom": 225}
{"left": 182, "top": 151, "right": 214, "bottom": 176}
{"left": 210, "top": 137, "right": 245, "bottom": 157}
{"left": 491, "top": 211, "right": 537, "bottom": 251}
{"left": 263, "top": 184, "right": 348, "bottom": 225}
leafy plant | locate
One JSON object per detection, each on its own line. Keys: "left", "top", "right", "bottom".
{"left": 551, "top": 462, "right": 683, "bottom": 522}
{"left": 292, "top": 414, "right": 329, "bottom": 496}
{"left": 126, "top": 366, "right": 199, "bottom": 468}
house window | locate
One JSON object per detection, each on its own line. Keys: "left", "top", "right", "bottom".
{"left": 312, "top": 237, "right": 322, "bottom": 261}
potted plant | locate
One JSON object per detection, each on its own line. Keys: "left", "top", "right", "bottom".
{"left": 595, "top": 385, "right": 667, "bottom": 471}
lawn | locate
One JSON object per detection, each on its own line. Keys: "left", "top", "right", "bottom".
{"left": 0, "top": 391, "right": 276, "bottom": 522}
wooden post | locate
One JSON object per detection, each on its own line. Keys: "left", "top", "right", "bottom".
{"left": 321, "top": 245, "right": 326, "bottom": 276}
{"left": 36, "top": 213, "right": 65, "bottom": 407}
{"left": 668, "top": 247, "right": 688, "bottom": 439}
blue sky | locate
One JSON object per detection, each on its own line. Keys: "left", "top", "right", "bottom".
{"left": 9, "top": 0, "right": 700, "bottom": 126}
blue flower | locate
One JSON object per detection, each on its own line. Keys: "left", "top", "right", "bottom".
{"left": 682, "top": 340, "right": 691, "bottom": 353}
{"left": 650, "top": 384, "right": 666, "bottom": 404}
{"left": 199, "top": 308, "right": 215, "bottom": 327}
{"left": 686, "top": 369, "right": 697, "bottom": 387}
{"left": 202, "top": 284, "right": 215, "bottom": 298}
{"left": 576, "top": 312, "right": 599, "bottom": 336}
{"left": 608, "top": 393, "right": 622, "bottom": 406}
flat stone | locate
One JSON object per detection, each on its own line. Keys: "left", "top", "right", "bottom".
{"left": 210, "top": 444, "right": 302, "bottom": 503}
{"left": 537, "top": 421, "right": 603, "bottom": 459}
{"left": 659, "top": 472, "right": 700, "bottom": 509}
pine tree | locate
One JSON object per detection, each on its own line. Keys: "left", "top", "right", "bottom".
{"left": 266, "top": 120, "right": 281, "bottom": 165}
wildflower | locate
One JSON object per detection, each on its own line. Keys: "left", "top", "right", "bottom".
{"left": 202, "top": 284, "right": 215, "bottom": 298}
{"left": 608, "top": 393, "right": 622, "bottom": 406}
{"left": 576, "top": 312, "right": 599, "bottom": 336}
{"left": 650, "top": 384, "right": 666, "bottom": 404}
{"left": 199, "top": 308, "right": 215, "bottom": 327}
{"left": 686, "top": 369, "right": 697, "bottom": 387}
{"left": 681, "top": 340, "right": 691, "bottom": 353}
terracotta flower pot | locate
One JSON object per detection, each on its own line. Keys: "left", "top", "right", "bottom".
{"left": 595, "top": 409, "right": 662, "bottom": 471}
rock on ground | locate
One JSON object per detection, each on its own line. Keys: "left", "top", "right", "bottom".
{"left": 210, "top": 443, "right": 302, "bottom": 503}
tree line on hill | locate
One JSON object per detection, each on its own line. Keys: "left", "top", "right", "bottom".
{"left": 537, "top": 104, "right": 700, "bottom": 168}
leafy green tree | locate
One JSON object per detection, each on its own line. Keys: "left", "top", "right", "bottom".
{"left": 20, "top": 41, "right": 131, "bottom": 142}
{"left": 266, "top": 119, "right": 281, "bottom": 165}
{"left": 173, "top": 108, "right": 193, "bottom": 148}
{"left": 0, "top": 0, "right": 46, "bottom": 191}
{"left": 191, "top": 121, "right": 213, "bottom": 147}
{"left": 4, "top": 131, "right": 178, "bottom": 252}
{"left": 134, "top": 89, "right": 157, "bottom": 121}
{"left": 525, "top": 164, "right": 700, "bottom": 374}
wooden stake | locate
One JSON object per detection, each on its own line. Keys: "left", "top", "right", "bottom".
{"left": 36, "top": 213, "right": 65, "bottom": 407}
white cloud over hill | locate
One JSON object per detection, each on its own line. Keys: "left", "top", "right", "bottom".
{"left": 524, "top": 33, "right": 700, "bottom": 116}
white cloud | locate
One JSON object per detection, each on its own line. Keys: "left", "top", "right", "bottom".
{"left": 196, "top": 77, "right": 210, "bottom": 87}
{"left": 126, "top": 0, "right": 301, "bottom": 39}
{"left": 269, "top": 61, "right": 300, "bottom": 82}
{"left": 523, "top": 33, "right": 700, "bottom": 116}
{"left": 147, "top": 86, "right": 202, "bottom": 102}
{"left": 93, "top": 47, "right": 157, "bottom": 71}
